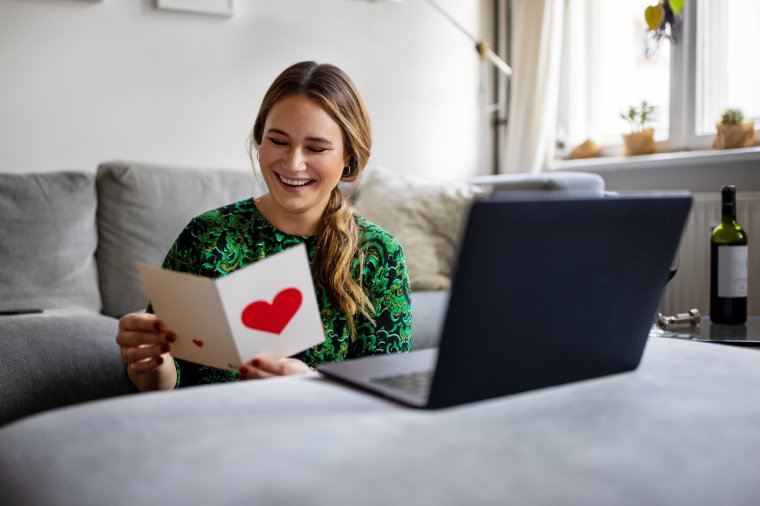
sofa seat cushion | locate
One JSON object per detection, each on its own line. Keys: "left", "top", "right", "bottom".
{"left": 1, "top": 339, "right": 759, "bottom": 505}
{"left": 410, "top": 290, "right": 448, "bottom": 350}
{"left": 0, "top": 310, "right": 131, "bottom": 426}
{"left": 95, "top": 161, "right": 262, "bottom": 318}
{"left": 0, "top": 171, "right": 101, "bottom": 313}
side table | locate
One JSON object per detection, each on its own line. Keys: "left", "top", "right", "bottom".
{"left": 654, "top": 316, "right": 760, "bottom": 347}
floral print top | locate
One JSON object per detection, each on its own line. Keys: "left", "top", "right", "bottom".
{"left": 154, "top": 198, "right": 412, "bottom": 387}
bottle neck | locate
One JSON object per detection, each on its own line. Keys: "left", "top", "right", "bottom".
{"left": 721, "top": 189, "right": 737, "bottom": 223}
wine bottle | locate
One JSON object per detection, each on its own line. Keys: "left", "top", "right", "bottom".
{"left": 710, "top": 185, "right": 748, "bottom": 324}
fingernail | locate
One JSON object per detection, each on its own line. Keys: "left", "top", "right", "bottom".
{"left": 166, "top": 333, "right": 176, "bottom": 343}
{"left": 156, "top": 356, "right": 164, "bottom": 365}
{"left": 251, "top": 358, "right": 260, "bottom": 367}
{"left": 153, "top": 322, "right": 161, "bottom": 332}
{"left": 239, "top": 365, "right": 249, "bottom": 374}
{"left": 161, "top": 343, "right": 170, "bottom": 353}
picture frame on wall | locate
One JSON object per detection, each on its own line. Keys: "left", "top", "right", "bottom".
{"left": 156, "top": 0, "right": 234, "bottom": 17}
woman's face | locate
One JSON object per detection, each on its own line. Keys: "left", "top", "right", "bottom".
{"left": 258, "top": 94, "right": 347, "bottom": 227}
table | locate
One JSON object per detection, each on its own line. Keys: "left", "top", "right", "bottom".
{"left": 653, "top": 316, "right": 760, "bottom": 347}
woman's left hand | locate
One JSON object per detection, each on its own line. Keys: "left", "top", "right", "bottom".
{"left": 238, "top": 356, "right": 311, "bottom": 380}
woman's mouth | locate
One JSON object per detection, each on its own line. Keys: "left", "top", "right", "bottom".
{"left": 278, "top": 174, "right": 314, "bottom": 187}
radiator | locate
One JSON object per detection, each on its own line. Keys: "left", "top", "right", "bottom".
{"left": 660, "top": 191, "right": 760, "bottom": 317}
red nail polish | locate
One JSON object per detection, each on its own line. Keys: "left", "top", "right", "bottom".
{"left": 161, "top": 343, "right": 170, "bottom": 353}
{"left": 251, "top": 358, "right": 260, "bottom": 367}
{"left": 153, "top": 322, "right": 161, "bottom": 331}
{"left": 156, "top": 356, "right": 164, "bottom": 365}
{"left": 166, "top": 333, "right": 176, "bottom": 343}
{"left": 239, "top": 366, "right": 249, "bottom": 374}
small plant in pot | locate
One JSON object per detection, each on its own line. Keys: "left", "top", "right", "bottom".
{"left": 620, "top": 101, "right": 657, "bottom": 156}
{"left": 712, "top": 108, "right": 756, "bottom": 149}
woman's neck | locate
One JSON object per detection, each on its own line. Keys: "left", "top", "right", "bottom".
{"left": 255, "top": 194, "right": 324, "bottom": 237}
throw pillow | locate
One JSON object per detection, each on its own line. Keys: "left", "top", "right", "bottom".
{"left": 96, "top": 161, "right": 262, "bottom": 318}
{"left": 354, "top": 166, "right": 482, "bottom": 291}
{"left": 0, "top": 172, "right": 101, "bottom": 312}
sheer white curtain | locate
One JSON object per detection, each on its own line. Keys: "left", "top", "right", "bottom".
{"left": 501, "top": 0, "right": 565, "bottom": 173}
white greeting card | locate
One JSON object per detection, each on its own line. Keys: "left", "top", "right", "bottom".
{"left": 136, "top": 244, "right": 324, "bottom": 371}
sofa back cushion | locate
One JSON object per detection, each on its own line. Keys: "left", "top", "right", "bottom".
{"left": 0, "top": 172, "right": 101, "bottom": 312}
{"left": 355, "top": 166, "right": 483, "bottom": 291}
{"left": 96, "top": 161, "right": 261, "bottom": 318}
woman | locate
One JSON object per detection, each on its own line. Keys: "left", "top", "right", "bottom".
{"left": 116, "top": 61, "right": 411, "bottom": 391}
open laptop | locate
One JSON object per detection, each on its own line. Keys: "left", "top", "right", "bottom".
{"left": 318, "top": 192, "right": 693, "bottom": 409}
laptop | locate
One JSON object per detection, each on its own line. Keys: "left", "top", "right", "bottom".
{"left": 318, "top": 192, "right": 693, "bottom": 409}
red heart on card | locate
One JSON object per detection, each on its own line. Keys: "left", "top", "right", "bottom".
{"left": 241, "top": 288, "right": 302, "bottom": 335}
{"left": 192, "top": 339, "right": 204, "bottom": 348}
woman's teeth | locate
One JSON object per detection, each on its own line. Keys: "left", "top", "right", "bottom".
{"left": 279, "top": 174, "right": 313, "bottom": 187}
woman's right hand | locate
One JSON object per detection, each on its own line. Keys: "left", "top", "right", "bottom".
{"left": 115, "top": 313, "right": 177, "bottom": 391}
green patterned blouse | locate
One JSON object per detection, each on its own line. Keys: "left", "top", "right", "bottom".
{"left": 157, "top": 198, "right": 412, "bottom": 387}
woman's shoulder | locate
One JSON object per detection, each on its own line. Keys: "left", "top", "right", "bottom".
{"left": 355, "top": 214, "right": 403, "bottom": 257}
{"left": 191, "top": 198, "right": 257, "bottom": 224}
{"left": 190, "top": 198, "right": 259, "bottom": 226}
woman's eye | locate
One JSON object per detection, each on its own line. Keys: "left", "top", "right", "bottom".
{"left": 308, "top": 147, "right": 327, "bottom": 153}
{"left": 269, "top": 138, "right": 287, "bottom": 146}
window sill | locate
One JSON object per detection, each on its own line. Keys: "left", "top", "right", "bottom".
{"left": 549, "top": 145, "right": 760, "bottom": 173}
{"left": 548, "top": 146, "right": 760, "bottom": 192}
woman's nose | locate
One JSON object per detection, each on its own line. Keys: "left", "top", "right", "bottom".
{"left": 284, "top": 147, "right": 306, "bottom": 171}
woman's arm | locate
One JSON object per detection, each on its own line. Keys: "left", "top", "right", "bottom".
{"left": 354, "top": 234, "right": 412, "bottom": 356}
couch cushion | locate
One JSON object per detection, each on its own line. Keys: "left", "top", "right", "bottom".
{"left": 0, "top": 310, "right": 130, "bottom": 426}
{"left": 355, "top": 166, "right": 483, "bottom": 291}
{"left": 0, "top": 172, "right": 101, "bottom": 313}
{"left": 96, "top": 161, "right": 262, "bottom": 318}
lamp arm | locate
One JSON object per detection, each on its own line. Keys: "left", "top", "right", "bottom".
{"left": 425, "top": 0, "right": 512, "bottom": 76}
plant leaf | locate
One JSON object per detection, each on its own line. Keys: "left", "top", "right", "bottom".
{"left": 668, "top": 0, "right": 684, "bottom": 15}
{"left": 645, "top": 5, "right": 665, "bottom": 30}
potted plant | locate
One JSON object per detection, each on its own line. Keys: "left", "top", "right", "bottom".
{"left": 712, "top": 108, "right": 756, "bottom": 149}
{"left": 620, "top": 101, "right": 657, "bottom": 156}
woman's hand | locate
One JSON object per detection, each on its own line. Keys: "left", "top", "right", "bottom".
{"left": 238, "top": 356, "right": 311, "bottom": 380}
{"left": 115, "top": 313, "right": 177, "bottom": 391}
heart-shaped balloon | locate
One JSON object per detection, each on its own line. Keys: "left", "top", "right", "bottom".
{"left": 241, "top": 288, "right": 302, "bottom": 335}
{"left": 645, "top": 4, "right": 665, "bottom": 30}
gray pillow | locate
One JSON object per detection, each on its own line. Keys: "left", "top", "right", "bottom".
{"left": 96, "top": 161, "right": 261, "bottom": 318}
{"left": 0, "top": 172, "right": 101, "bottom": 312}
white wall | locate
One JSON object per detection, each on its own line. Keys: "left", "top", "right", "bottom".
{"left": 0, "top": 0, "right": 484, "bottom": 180}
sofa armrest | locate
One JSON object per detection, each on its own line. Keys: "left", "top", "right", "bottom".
{"left": 467, "top": 171, "right": 605, "bottom": 195}
{"left": 0, "top": 311, "right": 132, "bottom": 426}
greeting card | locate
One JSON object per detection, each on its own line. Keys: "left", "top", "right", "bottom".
{"left": 136, "top": 244, "right": 324, "bottom": 370}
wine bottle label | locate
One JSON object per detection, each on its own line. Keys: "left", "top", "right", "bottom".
{"left": 717, "top": 245, "right": 748, "bottom": 297}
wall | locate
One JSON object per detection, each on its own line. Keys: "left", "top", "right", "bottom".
{"left": 0, "top": 0, "right": 484, "bottom": 180}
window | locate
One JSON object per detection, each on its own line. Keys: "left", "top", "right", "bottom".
{"left": 695, "top": 0, "right": 760, "bottom": 135}
{"left": 556, "top": 0, "right": 760, "bottom": 158}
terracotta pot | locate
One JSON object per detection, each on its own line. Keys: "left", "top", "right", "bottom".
{"left": 622, "top": 129, "right": 655, "bottom": 156}
{"left": 712, "top": 122, "right": 756, "bottom": 149}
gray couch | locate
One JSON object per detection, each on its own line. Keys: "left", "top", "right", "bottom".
{"left": 2, "top": 163, "right": 760, "bottom": 505}
{"left": 0, "top": 161, "right": 604, "bottom": 427}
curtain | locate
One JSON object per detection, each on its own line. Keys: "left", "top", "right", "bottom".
{"left": 501, "top": 0, "right": 565, "bottom": 173}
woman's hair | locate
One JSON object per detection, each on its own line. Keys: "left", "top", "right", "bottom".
{"left": 249, "top": 61, "right": 374, "bottom": 338}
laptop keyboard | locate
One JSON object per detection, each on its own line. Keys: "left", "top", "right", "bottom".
{"left": 370, "top": 369, "right": 434, "bottom": 397}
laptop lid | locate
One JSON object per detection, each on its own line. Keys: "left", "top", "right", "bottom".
{"left": 320, "top": 192, "right": 693, "bottom": 409}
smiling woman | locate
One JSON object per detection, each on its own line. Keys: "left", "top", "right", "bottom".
{"left": 115, "top": 61, "right": 412, "bottom": 392}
